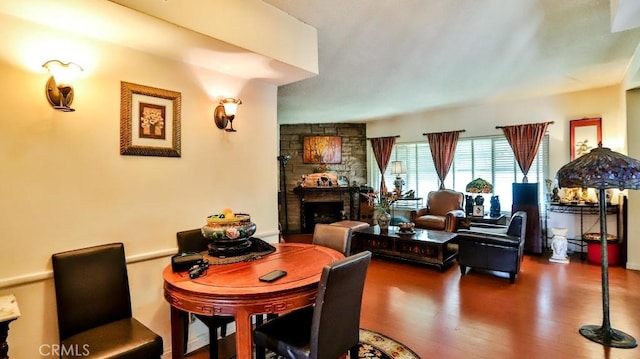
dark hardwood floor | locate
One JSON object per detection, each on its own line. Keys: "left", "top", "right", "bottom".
{"left": 188, "top": 235, "right": 640, "bottom": 358}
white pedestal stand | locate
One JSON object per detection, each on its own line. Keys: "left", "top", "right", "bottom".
{"left": 550, "top": 227, "right": 570, "bottom": 264}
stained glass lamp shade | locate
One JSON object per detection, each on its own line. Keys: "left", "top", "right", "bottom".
{"left": 556, "top": 143, "right": 640, "bottom": 348}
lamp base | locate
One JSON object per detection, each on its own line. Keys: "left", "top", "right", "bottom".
{"left": 579, "top": 325, "right": 637, "bottom": 348}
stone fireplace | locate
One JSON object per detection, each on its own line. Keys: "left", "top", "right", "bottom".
{"left": 293, "top": 186, "right": 360, "bottom": 233}
{"left": 279, "top": 123, "right": 367, "bottom": 233}
{"left": 303, "top": 201, "right": 344, "bottom": 232}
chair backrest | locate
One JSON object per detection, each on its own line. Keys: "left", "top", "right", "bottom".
{"left": 52, "top": 243, "right": 132, "bottom": 340}
{"left": 506, "top": 211, "right": 527, "bottom": 239}
{"left": 427, "top": 189, "right": 464, "bottom": 216}
{"left": 176, "top": 229, "right": 209, "bottom": 253}
{"left": 313, "top": 223, "right": 352, "bottom": 256}
{"left": 311, "top": 251, "right": 372, "bottom": 359}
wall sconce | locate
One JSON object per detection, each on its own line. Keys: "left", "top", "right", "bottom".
{"left": 214, "top": 98, "right": 242, "bottom": 132}
{"left": 42, "top": 60, "right": 83, "bottom": 112}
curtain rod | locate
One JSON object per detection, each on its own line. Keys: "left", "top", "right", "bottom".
{"left": 495, "top": 121, "right": 554, "bottom": 129}
{"left": 366, "top": 135, "right": 400, "bottom": 140}
{"left": 422, "top": 129, "right": 466, "bottom": 136}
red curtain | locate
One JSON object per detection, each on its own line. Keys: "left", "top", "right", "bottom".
{"left": 426, "top": 131, "right": 461, "bottom": 189}
{"left": 501, "top": 122, "right": 550, "bottom": 182}
{"left": 370, "top": 136, "right": 397, "bottom": 194}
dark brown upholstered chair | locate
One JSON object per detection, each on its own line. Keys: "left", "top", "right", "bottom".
{"left": 52, "top": 243, "right": 163, "bottom": 358}
{"left": 409, "top": 189, "right": 465, "bottom": 232}
{"left": 253, "top": 251, "right": 372, "bottom": 359}
{"left": 313, "top": 223, "right": 353, "bottom": 256}
{"left": 457, "top": 211, "right": 527, "bottom": 283}
{"left": 176, "top": 229, "right": 235, "bottom": 358}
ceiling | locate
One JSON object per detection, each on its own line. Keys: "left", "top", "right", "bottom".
{"left": 4, "top": 1, "right": 640, "bottom": 127}
{"left": 264, "top": 0, "right": 640, "bottom": 124}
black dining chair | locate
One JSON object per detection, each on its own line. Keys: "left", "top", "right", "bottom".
{"left": 52, "top": 242, "right": 163, "bottom": 358}
{"left": 253, "top": 251, "right": 372, "bottom": 359}
{"left": 312, "top": 223, "right": 353, "bottom": 256}
{"left": 176, "top": 229, "right": 235, "bottom": 359}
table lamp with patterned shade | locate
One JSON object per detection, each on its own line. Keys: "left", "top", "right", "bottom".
{"left": 391, "top": 161, "right": 406, "bottom": 192}
{"left": 556, "top": 143, "right": 640, "bottom": 348}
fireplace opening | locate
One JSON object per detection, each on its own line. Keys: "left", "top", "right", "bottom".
{"left": 304, "top": 201, "right": 344, "bottom": 233}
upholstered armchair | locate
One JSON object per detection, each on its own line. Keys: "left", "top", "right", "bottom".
{"left": 457, "top": 211, "right": 527, "bottom": 283}
{"left": 409, "top": 189, "right": 465, "bottom": 232}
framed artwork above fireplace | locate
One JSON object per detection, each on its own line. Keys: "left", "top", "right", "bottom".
{"left": 303, "top": 136, "right": 342, "bottom": 164}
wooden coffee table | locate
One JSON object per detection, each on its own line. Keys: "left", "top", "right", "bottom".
{"left": 352, "top": 225, "right": 458, "bottom": 272}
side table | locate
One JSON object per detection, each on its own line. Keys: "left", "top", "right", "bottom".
{"left": 0, "top": 295, "right": 20, "bottom": 359}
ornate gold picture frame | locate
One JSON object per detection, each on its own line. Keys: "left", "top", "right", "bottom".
{"left": 120, "top": 82, "right": 181, "bottom": 157}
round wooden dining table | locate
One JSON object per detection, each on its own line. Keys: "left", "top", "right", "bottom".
{"left": 163, "top": 242, "right": 344, "bottom": 359}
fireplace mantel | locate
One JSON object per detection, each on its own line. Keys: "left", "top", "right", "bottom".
{"left": 293, "top": 186, "right": 361, "bottom": 233}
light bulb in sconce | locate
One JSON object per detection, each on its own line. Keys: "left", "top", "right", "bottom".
{"left": 214, "top": 98, "right": 242, "bottom": 132}
{"left": 42, "top": 60, "right": 83, "bottom": 112}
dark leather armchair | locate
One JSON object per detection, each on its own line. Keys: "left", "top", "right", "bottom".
{"left": 253, "top": 251, "right": 372, "bottom": 359}
{"left": 410, "top": 189, "right": 465, "bottom": 232}
{"left": 176, "top": 229, "right": 234, "bottom": 359}
{"left": 457, "top": 211, "right": 527, "bottom": 283}
{"left": 52, "top": 243, "right": 163, "bottom": 358}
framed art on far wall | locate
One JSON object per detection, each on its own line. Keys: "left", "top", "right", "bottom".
{"left": 303, "top": 136, "right": 342, "bottom": 164}
{"left": 120, "top": 81, "right": 182, "bottom": 157}
{"left": 570, "top": 117, "right": 601, "bottom": 160}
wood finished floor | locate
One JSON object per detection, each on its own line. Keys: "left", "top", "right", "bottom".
{"left": 188, "top": 236, "right": 640, "bottom": 359}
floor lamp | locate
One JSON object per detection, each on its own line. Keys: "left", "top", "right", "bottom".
{"left": 277, "top": 155, "right": 291, "bottom": 233}
{"left": 556, "top": 143, "right": 639, "bottom": 348}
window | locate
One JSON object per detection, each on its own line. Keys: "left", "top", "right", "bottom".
{"left": 369, "top": 135, "right": 549, "bottom": 212}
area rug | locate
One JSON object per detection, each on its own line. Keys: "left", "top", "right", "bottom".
{"left": 256, "top": 328, "right": 420, "bottom": 359}
{"left": 358, "top": 328, "right": 421, "bottom": 359}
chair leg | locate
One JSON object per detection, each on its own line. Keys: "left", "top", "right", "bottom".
{"left": 255, "top": 344, "right": 266, "bottom": 359}
{"left": 509, "top": 273, "right": 516, "bottom": 284}
{"left": 349, "top": 344, "right": 359, "bottom": 359}
{"left": 459, "top": 264, "right": 467, "bottom": 275}
{"left": 182, "top": 313, "right": 190, "bottom": 355}
{"left": 209, "top": 326, "right": 218, "bottom": 359}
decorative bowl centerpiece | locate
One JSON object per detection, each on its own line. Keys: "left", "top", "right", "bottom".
{"left": 397, "top": 222, "right": 416, "bottom": 234}
{"left": 201, "top": 209, "right": 256, "bottom": 257}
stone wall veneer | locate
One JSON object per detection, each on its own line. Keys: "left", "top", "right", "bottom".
{"left": 279, "top": 124, "right": 367, "bottom": 233}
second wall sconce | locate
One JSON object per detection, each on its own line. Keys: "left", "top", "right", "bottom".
{"left": 214, "top": 98, "right": 242, "bottom": 132}
{"left": 42, "top": 60, "right": 83, "bottom": 112}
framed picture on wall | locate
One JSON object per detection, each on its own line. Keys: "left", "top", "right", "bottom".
{"left": 303, "top": 136, "right": 342, "bottom": 164}
{"left": 570, "top": 117, "right": 602, "bottom": 160}
{"left": 120, "top": 81, "right": 182, "bottom": 157}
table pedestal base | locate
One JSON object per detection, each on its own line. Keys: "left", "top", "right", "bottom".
{"left": 579, "top": 324, "right": 637, "bottom": 348}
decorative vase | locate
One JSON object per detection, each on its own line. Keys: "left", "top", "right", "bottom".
{"left": 465, "top": 195, "right": 474, "bottom": 216}
{"left": 377, "top": 211, "right": 391, "bottom": 230}
{"left": 490, "top": 195, "right": 501, "bottom": 217}
{"left": 549, "top": 227, "right": 569, "bottom": 264}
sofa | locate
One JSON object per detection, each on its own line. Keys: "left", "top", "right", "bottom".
{"left": 409, "top": 189, "right": 465, "bottom": 232}
{"left": 456, "top": 211, "right": 527, "bottom": 283}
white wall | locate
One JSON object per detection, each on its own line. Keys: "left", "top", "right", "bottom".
{"left": 366, "top": 85, "right": 634, "bottom": 264}
{"left": 0, "top": 16, "right": 280, "bottom": 358}
{"left": 366, "top": 85, "right": 627, "bottom": 173}
{"left": 626, "top": 88, "right": 640, "bottom": 270}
